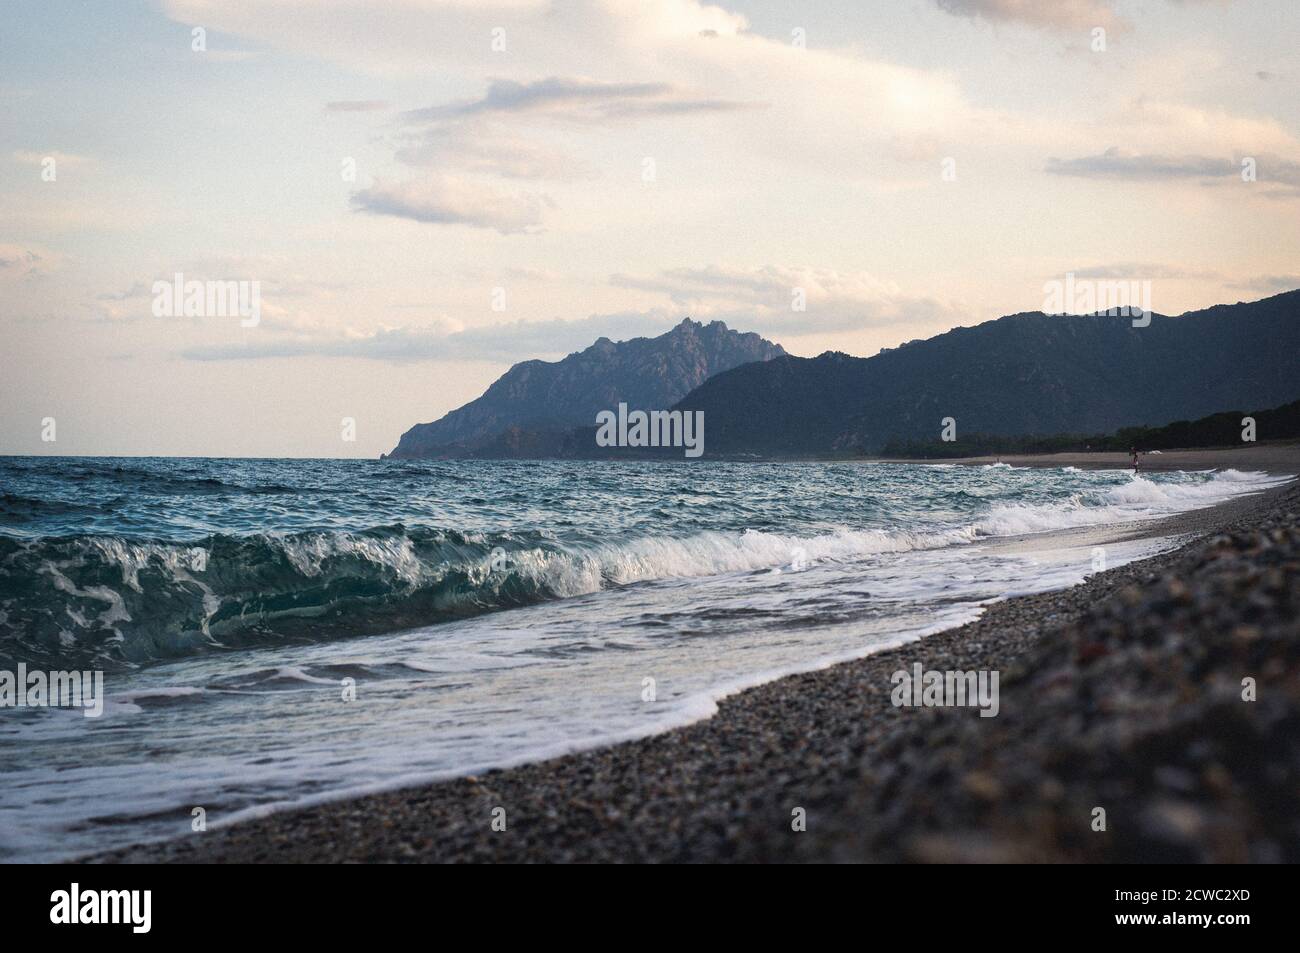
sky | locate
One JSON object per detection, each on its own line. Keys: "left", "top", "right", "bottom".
{"left": 1, "top": 0, "right": 1297, "bottom": 458}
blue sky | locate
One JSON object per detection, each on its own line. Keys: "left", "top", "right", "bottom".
{"left": 2, "top": 0, "right": 1298, "bottom": 456}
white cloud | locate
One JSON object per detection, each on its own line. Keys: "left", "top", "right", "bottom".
{"left": 610, "top": 265, "right": 967, "bottom": 335}
{"left": 1046, "top": 148, "right": 1238, "bottom": 180}
{"left": 157, "top": 0, "right": 744, "bottom": 75}
{"left": 934, "top": 0, "right": 1123, "bottom": 30}
{"left": 11, "top": 150, "right": 92, "bottom": 168}
{"left": 157, "top": 0, "right": 981, "bottom": 181}
{"left": 0, "top": 243, "right": 60, "bottom": 279}
{"left": 393, "top": 122, "right": 594, "bottom": 181}
{"left": 181, "top": 312, "right": 676, "bottom": 362}
{"left": 1227, "top": 274, "right": 1300, "bottom": 294}
{"left": 325, "top": 99, "right": 391, "bottom": 112}
{"left": 1045, "top": 146, "right": 1300, "bottom": 199}
{"left": 351, "top": 174, "right": 551, "bottom": 232}
{"left": 1063, "top": 263, "right": 1225, "bottom": 281}
{"left": 405, "top": 75, "right": 758, "bottom": 123}
{"left": 175, "top": 261, "right": 968, "bottom": 364}
{"left": 385, "top": 73, "right": 762, "bottom": 210}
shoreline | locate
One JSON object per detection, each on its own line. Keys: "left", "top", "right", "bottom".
{"left": 87, "top": 465, "right": 1300, "bottom": 863}
{"left": 873, "top": 441, "right": 1300, "bottom": 475}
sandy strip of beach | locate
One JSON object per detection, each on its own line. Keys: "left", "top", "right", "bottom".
{"left": 876, "top": 441, "right": 1300, "bottom": 475}
{"left": 89, "top": 450, "right": 1300, "bottom": 864}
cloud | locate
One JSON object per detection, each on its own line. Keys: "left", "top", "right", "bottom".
{"left": 0, "top": 243, "right": 59, "bottom": 279}
{"left": 196, "top": 50, "right": 261, "bottom": 63}
{"left": 1045, "top": 147, "right": 1236, "bottom": 180}
{"left": 934, "top": 0, "right": 1123, "bottom": 31}
{"left": 12, "top": 150, "right": 92, "bottom": 168}
{"left": 403, "top": 76, "right": 758, "bottom": 123}
{"left": 1063, "top": 263, "right": 1224, "bottom": 281}
{"left": 0, "top": 245, "right": 41, "bottom": 270}
{"left": 181, "top": 312, "right": 678, "bottom": 363}
{"left": 175, "top": 262, "right": 966, "bottom": 364}
{"left": 935, "top": 0, "right": 1234, "bottom": 32}
{"left": 325, "top": 100, "right": 391, "bottom": 112}
{"left": 610, "top": 265, "right": 966, "bottom": 336}
{"left": 394, "top": 125, "right": 593, "bottom": 181}
{"left": 95, "top": 281, "right": 152, "bottom": 303}
{"left": 86, "top": 260, "right": 351, "bottom": 323}
{"left": 1227, "top": 274, "right": 1300, "bottom": 294}
{"left": 388, "top": 73, "right": 759, "bottom": 189}
{"left": 362, "top": 74, "right": 748, "bottom": 228}
{"left": 158, "top": 0, "right": 749, "bottom": 76}
{"left": 153, "top": 0, "right": 1285, "bottom": 195}
{"left": 157, "top": 0, "right": 983, "bottom": 185}
{"left": 1045, "top": 146, "right": 1300, "bottom": 198}
{"left": 351, "top": 175, "right": 550, "bottom": 232}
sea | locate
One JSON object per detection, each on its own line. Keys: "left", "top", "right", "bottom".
{"left": 0, "top": 456, "right": 1287, "bottom": 861}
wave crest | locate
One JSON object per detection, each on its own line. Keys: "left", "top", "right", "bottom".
{"left": 0, "top": 469, "right": 1282, "bottom": 670}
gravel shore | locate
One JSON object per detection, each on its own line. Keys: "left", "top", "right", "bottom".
{"left": 91, "top": 475, "right": 1300, "bottom": 864}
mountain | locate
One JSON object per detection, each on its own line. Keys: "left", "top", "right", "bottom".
{"left": 385, "top": 318, "right": 786, "bottom": 458}
{"left": 674, "top": 290, "right": 1300, "bottom": 456}
{"left": 880, "top": 398, "right": 1300, "bottom": 458}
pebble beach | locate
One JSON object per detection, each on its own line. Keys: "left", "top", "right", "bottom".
{"left": 89, "top": 449, "right": 1300, "bottom": 864}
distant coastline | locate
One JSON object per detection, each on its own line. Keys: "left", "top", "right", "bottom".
{"left": 386, "top": 292, "right": 1300, "bottom": 463}
{"left": 874, "top": 441, "right": 1300, "bottom": 476}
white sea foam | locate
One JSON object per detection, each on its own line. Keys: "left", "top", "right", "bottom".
{"left": 515, "top": 468, "right": 1284, "bottom": 595}
{"left": 976, "top": 470, "right": 1284, "bottom": 538}
{"left": 279, "top": 533, "right": 429, "bottom": 586}
{"left": 264, "top": 666, "right": 340, "bottom": 685}
{"left": 490, "top": 524, "right": 982, "bottom": 603}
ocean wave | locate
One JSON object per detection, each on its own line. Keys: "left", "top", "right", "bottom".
{"left": 976, "top": 470, "right": 1283, "bottom": 536}
{"left": 0, "top": 469, "right": 1281, "bottom": 671}
{"left": 0, "top": 522, "right": 977, "bottom": 671}
{"left": 1, "top": 459, "right": 304, "bottom": 496}
{"left": 0, "top": 494, "right": 110, "bottom": 522}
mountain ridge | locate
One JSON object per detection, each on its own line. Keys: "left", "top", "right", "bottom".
{"left": 673, "top": 290, "right": 1300, "bottom": 456}
{"left": 386, "top": 290, "right": 1300, "bottom": 460}
{"left": 385, "top": 317, "right": 785, "bottom": 458}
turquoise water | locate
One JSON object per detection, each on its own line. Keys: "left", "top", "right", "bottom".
{"left": 0, "top": 456, "right": 1285, "bottom": 860}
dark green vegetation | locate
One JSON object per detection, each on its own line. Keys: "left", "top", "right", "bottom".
{"left": 881, "top": 398, "right": 1300, "bottom": 458}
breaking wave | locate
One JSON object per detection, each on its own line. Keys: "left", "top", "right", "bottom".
{"left": 0, "top": 469, "right": 1281, "bottom": 670}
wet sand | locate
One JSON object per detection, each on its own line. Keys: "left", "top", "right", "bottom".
{"left": 89, "top": 469, "right": 1300, "bottom": 864}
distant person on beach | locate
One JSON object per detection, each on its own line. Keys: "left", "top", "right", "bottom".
{"left": 1131, "top": 447, "right": 1139, "bottom": 472}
